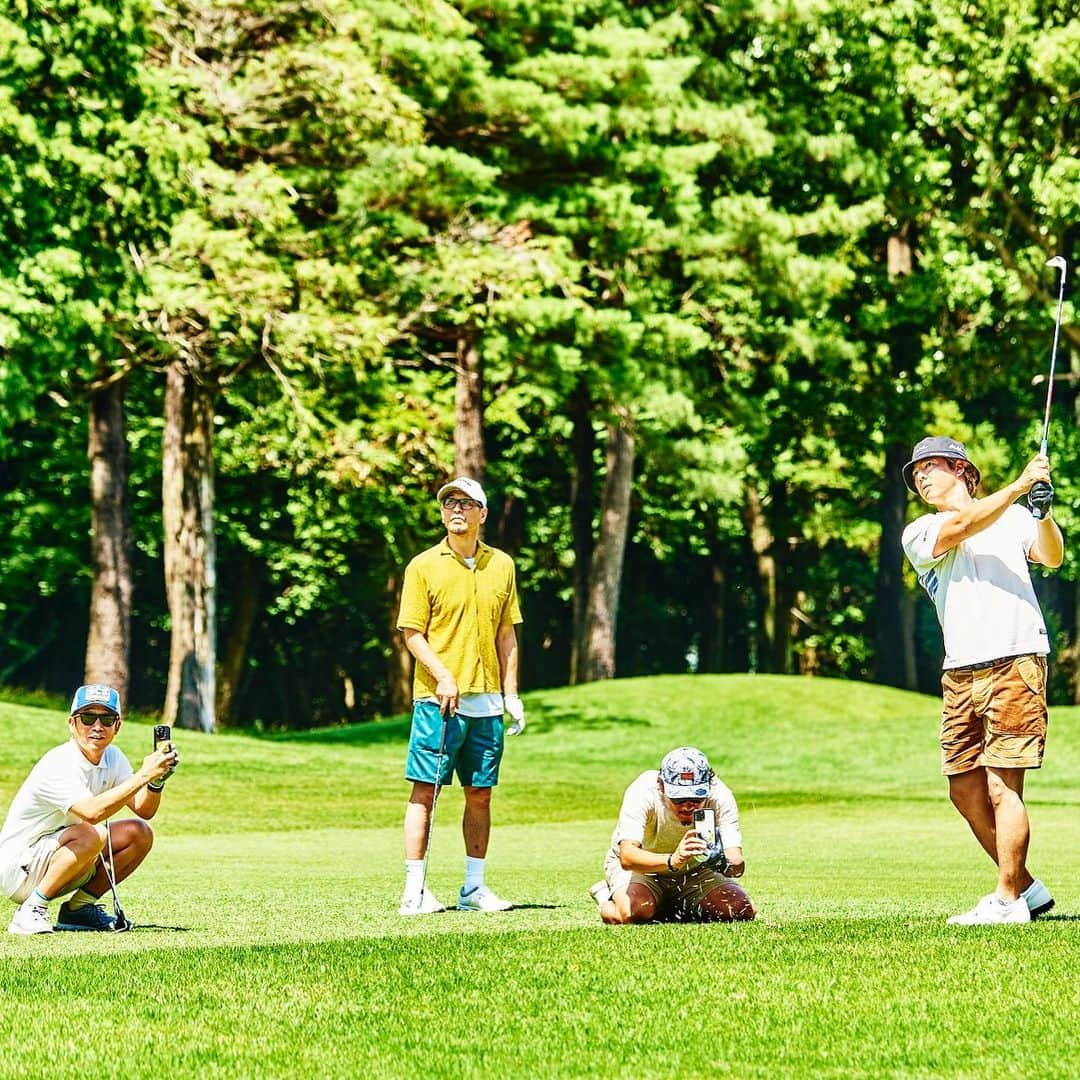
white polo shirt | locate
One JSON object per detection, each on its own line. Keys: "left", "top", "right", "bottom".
{"left": 901, "top": 504, "right": 1049, "bottom": 669}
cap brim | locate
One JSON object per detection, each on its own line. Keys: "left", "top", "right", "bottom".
{"left": 663, "top": 783, "right": 709, "bottom": 799}
{"left": 902, "top": 455, "right": 980, "bottom": 494}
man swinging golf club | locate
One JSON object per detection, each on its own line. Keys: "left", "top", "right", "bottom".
{"left": 901, "top": 436, "right": 1064, "bottom": 925}
{"left": 396, "top": 477, "right": 524, "bottom": 915}
{"left": 0, "top": 684, "right": 178, "bottom": 934}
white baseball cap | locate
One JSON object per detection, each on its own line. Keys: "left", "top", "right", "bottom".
{"left": 659, "top": 746, "right": 711, "bottom": 798}
{"left": 436, "top": 477, "right": 487, "bottom": 508}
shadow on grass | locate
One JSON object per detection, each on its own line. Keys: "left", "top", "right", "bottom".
{"left": 259, "top": 702, "right": 650, "bottom": 745}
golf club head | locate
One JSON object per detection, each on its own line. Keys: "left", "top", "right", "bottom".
{"left": 112, "top": 910, "right": 133, "bottom": 932}
{"left": 1046, "top": 255, "right": 1067, "bottom": 281}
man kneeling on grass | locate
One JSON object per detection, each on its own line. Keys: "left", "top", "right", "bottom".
{"left": 590, "top": 747, "right": 755, "bottom": 924}
{"left": 0, "top": 685, "right": 178, "bottom": 935}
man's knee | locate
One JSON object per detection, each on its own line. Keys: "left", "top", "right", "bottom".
{"left": 615, "top": 892, "right": 655, "bottom": 924}
{"left": 65, "top": 822, "right": 106, "bottom": 859}
{"left": 125, "top": 818, "right": 154, "bottom": 855}
{"left": 463, "top": 785, "right": 493, "bottom": 809}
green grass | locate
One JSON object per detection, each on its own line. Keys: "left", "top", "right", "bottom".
{"left": 0, "top": 675, "right": 1077, "bottom": 1078}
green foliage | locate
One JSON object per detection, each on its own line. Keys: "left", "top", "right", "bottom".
{"left": 1, "top": 0, "right": 1077, "bottom": 718}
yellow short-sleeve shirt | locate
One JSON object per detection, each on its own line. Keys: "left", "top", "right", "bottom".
{"left": 397, "top": 539, "right": 523, "bottom": 699}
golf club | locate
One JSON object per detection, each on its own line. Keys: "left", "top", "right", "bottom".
{"left": 100, "top": 821, "right": 132, "bottom": 932}
{"left": 419, "top": 709, "right": 451, "bottom": 908}
{"left": 1030, "top": 256, "right": 1068, "bottom": 519}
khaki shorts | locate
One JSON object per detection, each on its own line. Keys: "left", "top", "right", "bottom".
{"left": 3, "top": 829, "right": 93, "bottom": 904}
{"left": 940, "top": 654, "right": 1048, "bottom": 775}
{"left": 606, "top": 859, "right": 731, "bottom": 918}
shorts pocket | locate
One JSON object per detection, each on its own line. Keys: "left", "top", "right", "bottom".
{"left": 1016, "top": 655, "right": 1046, "bottom": 695}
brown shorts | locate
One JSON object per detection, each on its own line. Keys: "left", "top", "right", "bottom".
{"left": 605, "top": 861, "right": 730, "bottom": 915}
{"left": 940, "top": 654, "right": 1048, "bottom": 775}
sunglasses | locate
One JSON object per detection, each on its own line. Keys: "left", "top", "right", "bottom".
{"left": 75, "top": 711, "right": 118, "bottom": 728}
{"left": 669, "top": 796, "right": 707, "bottom": 805}
{"left": 442, "top": 498, "right": 482, "bottom": 511}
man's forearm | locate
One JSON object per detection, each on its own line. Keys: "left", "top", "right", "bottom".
{"left": 403, "top": 629, "right": 453, "bottom": 685}
{"left": 933, "top": 483, "right": 1025, "bottom": 555}
{"left": 70, "top": 772, "right": 154, "bottom": 825}
{"left": 1031, "top": 517, "right": 1065, "bottom": 568}
{"left": 496, "top": 624, "right": 519, "bottom": 695}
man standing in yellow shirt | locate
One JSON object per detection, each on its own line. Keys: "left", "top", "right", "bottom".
{"left": 397, "top": 477, "right": 525, "bottom": 915}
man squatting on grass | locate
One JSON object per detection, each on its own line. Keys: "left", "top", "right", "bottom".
{"left": 0, "top": 684, "right": 179, "bottom": 935}
{"left": 397, "top": 477, "right": 525, "bottom": 916}
{"left": 590, "top": 746, "right": 755, "bottom": 924}
{"left": 901, "top": 437, "right": 1063, "bottom": 926}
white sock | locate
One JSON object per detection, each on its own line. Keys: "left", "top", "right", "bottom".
{"left": 404, "top": 860, "right": 425, "bottom": 899}
{"left": 463, "top": 856, "right": 485, "bottom": 894}
{"left": 27, "top": 888, "right": 50, "bottom": 908}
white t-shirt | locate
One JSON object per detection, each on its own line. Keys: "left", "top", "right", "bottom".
{"left": 0, "top": 741, "right": 133, "bottom": 896}
{"left": 606, "top": 771, "right": 743, "bottom": 867}
{"left": 901, "top": 504, "right": 1049, "bottom": 669}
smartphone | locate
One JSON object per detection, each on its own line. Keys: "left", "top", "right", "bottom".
{"left": 693, "top": 807, "right": 716, "bottom": 845}
{"left": 153, "top": 724, "right": 172, "bottom": 753}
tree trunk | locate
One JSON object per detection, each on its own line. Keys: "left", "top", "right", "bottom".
{"left": 877, "top": 440, "right": 917, "bottom": 688}
{"left": 454, "top": 332, "right": 485, "bottom": 481}
{"left": 876, "top": 223, "right": 920, "bottom": 689}
{"left": 216, "top": 550, "right": 259, "bottom": 727}
{"left": 699, "top": 538, "right": 726, "bottom": 673}
{"left": 576, "top": 418, "right": 634, "bottom": 683}
{"left": 162, "top": 360, "right": 217, "bottom": 732}
{"left": 742, "top": 486, "right": 776, "bottom": 673}
{"left": 568, "top": 379, "right": 596, "bottom": 684}
{"left": 386, "top": 569, "right": 413, "bottom": 715}
{"left": 84, "top": 377, "right": 132, "bottom": 701}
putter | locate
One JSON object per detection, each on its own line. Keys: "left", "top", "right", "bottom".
{"left": 100, "top": 821, "right": 132, "bottom": 932}
{"left": 419, "top": 709, "right": 451, "bottom": 908}
{"left": 1031, "top": 256, "right": 1068, "bottom": 519}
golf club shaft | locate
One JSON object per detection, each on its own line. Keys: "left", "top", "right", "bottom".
{"left": 419, "top": 711, "right": 451, "bottom": 902}
{"left": 100, "top": 821, "right": 126, "bottom": 926}
{"left": 1039, "top": 257, "right": 1068, "bottom": 455}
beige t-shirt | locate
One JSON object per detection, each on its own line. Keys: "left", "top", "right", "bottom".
{"left": 606, "top": 770, "right": 742, "bottom": 868}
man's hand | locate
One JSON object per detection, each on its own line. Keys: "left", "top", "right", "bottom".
{"left": 670, "top": 829, "right": 708, "bottom": 872}
{"left": 1028, "top": 481, "right": 1055, "bottom": 520}
{"left": 435, "top": 674, "right": 459, "bottom": 718}
{"left": 141, "top": 745, "right": 179, "bottom": 790}
{"left": 504, "top": 693, "right": 526, "bottom": 736}
{"left": 1016, "top": 454, "right": 1051, "bottom": 494}
{"left": 702, "top": 842, "right": 729, "bottom": 875}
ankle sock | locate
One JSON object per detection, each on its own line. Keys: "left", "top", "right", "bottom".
{"left": 65, "top": 889, "right": 100, "bottom": 911}
{"left": 463, "top": 856, "right": 485, "bottom": 894}
{"left": 404, "top": 859, "right": 425, "bottom": 899}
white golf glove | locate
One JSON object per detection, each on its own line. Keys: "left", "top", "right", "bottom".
{"left": 504, "top": 694, "right": 526, "bottom": 736}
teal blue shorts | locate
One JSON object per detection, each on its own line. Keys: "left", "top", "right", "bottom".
{"left": 405, "top": 701, "right": 504, "bottom": 788}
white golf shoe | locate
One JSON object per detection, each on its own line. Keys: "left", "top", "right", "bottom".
{"left": 947, "top": 893, "right": 1031, "bottom": 926}
{"left": 8, "top": 903, "right": 53, "bottom": 935}
{"left": 457, "top": 885, "right": 513, "bottom": 912}
{"left": 1021, "top": 879, "right": 1054, "bottom": 918}
{"left": 398, "top": 888, "right": 446, "bottom": 916}
{"left": 589, "top": 880, "right": 611, "bottom": 907}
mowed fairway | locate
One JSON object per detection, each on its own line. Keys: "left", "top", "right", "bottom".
{"left": 0, "top": 675, "right": 1077, "bottom": 1079}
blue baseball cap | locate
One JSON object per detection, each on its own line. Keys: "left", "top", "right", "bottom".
{"left": 659, "top": 746, "right": 712, "bottom": 799}
{"left": 70, "top": 684, "right": 121, "bottom": 718}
